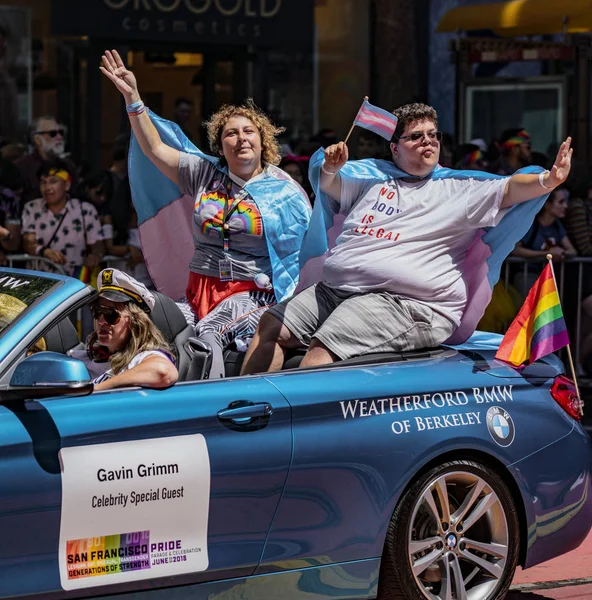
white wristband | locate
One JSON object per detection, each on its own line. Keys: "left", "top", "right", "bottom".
{"left": 321, "top": 163, "right": 337, "bottom": 176}
{"left": 539, "top": 170, "right": 554, "bottom": 190}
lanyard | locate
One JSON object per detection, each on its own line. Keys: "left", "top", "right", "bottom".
{"left": 222, "top": 179, "right": 245, "bottom": 254}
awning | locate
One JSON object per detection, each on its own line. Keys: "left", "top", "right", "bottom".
{"left": 437, "top": 0, "right": 592, "bottom": 36}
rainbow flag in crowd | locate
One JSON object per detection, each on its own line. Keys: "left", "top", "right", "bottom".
{"left": 495, "top": 263, "right": 569, "bottom": 367}
{"left": 353, "top": 99, "right": 398, "bottom": 140}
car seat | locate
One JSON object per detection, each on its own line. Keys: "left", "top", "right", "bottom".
{"left": 150, "top": 292, "right": 206, "bottom": 382}
{"left": 45, "top": 318, "right": 81, "bottom": 354}
{"left": 223, "top": 345, "right": 307, "bottom": 376}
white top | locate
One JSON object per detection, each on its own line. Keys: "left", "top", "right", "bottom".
{"left": 92, "top": 350, "right": 173, "bottom": 384}
{"left": 322, "top": 174, "right": 508, "bottom": 325}
{"left": 69, "top": 348, "right": 172, "bottom": 384}
{"left": 69, "top": 348, "right": 110, "bottom": 379}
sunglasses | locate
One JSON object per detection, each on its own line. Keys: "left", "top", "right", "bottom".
{"left": 35, "top": 129, "right": 65, "bottom": 138}
{"left": 398, "top": 131, "right": 443, "bottom": 143}
{"left": 90, "top": 304, "right": 124, "bottom": 325}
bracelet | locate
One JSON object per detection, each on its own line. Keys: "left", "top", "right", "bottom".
{"left": 538, "top": 170, "right": 554, "bottom": 190}
{"left": 128, "top": 105, "right": 147, "bottom": 117}
{"left": 321, "top": 163, "right": 337, "bottom": 176}
{"left": 126, "top": 100, "right": 144, "bottom": 113}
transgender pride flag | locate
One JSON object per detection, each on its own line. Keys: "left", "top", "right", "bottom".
{"left": 353, "top": 99, "right": 398, "bottom": 140}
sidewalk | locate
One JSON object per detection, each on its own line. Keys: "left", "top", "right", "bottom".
{"left": 508, "top": 584, "right": 592, "bottom": 598}
{"left": 512, "top": 530, "right": 592, "bottom": 586}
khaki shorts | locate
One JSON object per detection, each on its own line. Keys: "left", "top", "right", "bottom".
{"left": 267, "top": 282, "right": 456, "bottom": 360}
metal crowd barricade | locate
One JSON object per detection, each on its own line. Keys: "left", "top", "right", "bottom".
{"left": 501, "top": 256, "right": 592, "bottom": 367}
{"left": 5, "top": 254, "right": 128, "bottom": 276}
{"left": 5, "top": 253, "right": 68, "bottom": 275}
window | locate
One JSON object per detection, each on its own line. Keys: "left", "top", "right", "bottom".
{"left": 465, "top": 78, "right": 565, "bottom": 155}
{"left": 0, "top": 272, "right": 58, "bottom": 336}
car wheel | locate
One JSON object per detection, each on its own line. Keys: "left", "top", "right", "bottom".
{"left": 377, "top": 459, "right": 519, "bottom": 600}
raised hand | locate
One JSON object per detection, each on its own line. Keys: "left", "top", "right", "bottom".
{"left": 323, "top": 142, "right": 349, "bottom": 174}
{"left": 99, "top": 49, "right": 139, "bottom": 103}
{"left": 547, "top": 137, "right": 573, "bottom": 188}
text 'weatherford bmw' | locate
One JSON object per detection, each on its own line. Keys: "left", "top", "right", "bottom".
{"left": 0, "top": 267, "right": 589, "bottom": 600}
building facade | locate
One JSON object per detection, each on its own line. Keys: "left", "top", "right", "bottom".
{"left": 0, "top": 0, "right": 377, "bottom": 167}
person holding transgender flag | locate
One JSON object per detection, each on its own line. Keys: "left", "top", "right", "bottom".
{"left": 100, "top": 49, "right": 311, "bottom": 379}
{"left": 241, "top": 101, "right": 573, "bottom": 374}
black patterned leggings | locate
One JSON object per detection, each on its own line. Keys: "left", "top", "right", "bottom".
{"left": 178, "top": 290, "right": 275, "bottom": 378}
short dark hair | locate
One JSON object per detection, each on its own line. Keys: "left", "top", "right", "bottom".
{"left": 499, "top": 128, "right": 530, "bottom": 156}
{"left": 0, "top": 158, "right": 24, "bottom": 191}
{"left": 392, "top": 103, "right": 438, "bottom": 141}
{"left": 36, "top": 158, "right": 72, "bottom": 181}
{"left": 499, "top": 128, "right": 526, "bottom": 145}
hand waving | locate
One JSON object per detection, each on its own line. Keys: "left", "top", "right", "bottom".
{"left": 99, "top": 50, "right": 139, "bottom": 103}
{"left": 547, "top": 137, "right": 573, "bottom": 188}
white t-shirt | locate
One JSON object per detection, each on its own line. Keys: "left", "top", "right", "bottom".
{"left": 92, "top": 350, "right": 173, "bottom": 384}
{"left": 69, "top": 348, "right": 110, "bottom": 379}
{"left": 322, "top": 174, "right": 508, "bottom": 326}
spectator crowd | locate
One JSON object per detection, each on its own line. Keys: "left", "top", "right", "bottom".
{"left": 1, "top": 108, "right": 591, "bottom": 376}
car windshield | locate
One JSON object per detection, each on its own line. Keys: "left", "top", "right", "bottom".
{"left": 0, "top": 272, "right": 59, "bottom": 335}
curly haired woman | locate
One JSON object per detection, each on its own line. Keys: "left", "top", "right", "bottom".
{"left": 101, "top": 50, "right": 311, "bottom": 378}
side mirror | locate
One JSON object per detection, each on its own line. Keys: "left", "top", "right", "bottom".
{"left": 4, "top": 352, "right": 93, "bottom": 401}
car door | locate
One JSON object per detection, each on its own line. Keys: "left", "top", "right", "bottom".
{"left": 0, "top": 376, "right": 292, "bottom": 599}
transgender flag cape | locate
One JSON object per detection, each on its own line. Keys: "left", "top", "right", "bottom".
{"left": 298, "top": 148, "right": 549, "bottom": 345}
{"left": 128, "top": 112, "right": 311, "bottom": 302}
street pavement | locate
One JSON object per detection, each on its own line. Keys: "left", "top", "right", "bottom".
{"left": 507, "top": 529, "right": 592, "bottom": 598}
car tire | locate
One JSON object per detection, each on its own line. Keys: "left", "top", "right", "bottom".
{"left": 377, "top": 459, "right": 519, "bottom": 600}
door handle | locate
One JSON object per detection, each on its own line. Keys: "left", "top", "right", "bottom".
{"left": 217, "top": 402, "right": 273, "bottom": 424}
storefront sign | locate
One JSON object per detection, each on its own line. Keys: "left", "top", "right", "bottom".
{"left": 51, "top": 0, "right": 314, "bottom": 47}
{"left": 462, "top": 39, "right": 575, "bottom": 63}
{"left": 58, "top": 434, "right": 210, "bottom": 590}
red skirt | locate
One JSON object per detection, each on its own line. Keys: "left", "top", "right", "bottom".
{"left": 186, "top": 271, "right": 259, "bottom": 320}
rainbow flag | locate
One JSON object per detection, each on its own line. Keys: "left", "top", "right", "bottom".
{"left": 495, "top": 263, "right": 569, "bottom": 367}
{"left": 353, "top": 99, "right": 398, "bottom": 141}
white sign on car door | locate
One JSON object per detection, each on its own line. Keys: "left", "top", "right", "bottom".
{"left": 58, "top": 434, "right": 210, "bottom": 590}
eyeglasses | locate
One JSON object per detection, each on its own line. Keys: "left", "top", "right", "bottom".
{"left": 35, "top": 129, "right": 65, "bottom": 138}
{"left": 90, "top": 304, "right": 123, "bottom": 325}
{"left": 398, "top": 131, "right": 443, "bottom": 143}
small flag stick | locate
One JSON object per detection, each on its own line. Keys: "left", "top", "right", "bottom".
{"left": 546, "top": 254, "right": 583, "bottom": 415}
{"left": 344, "top": 96, "right": 369, "bottom": 144}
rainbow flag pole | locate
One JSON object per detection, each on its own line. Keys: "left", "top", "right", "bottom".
{"left": 546, "top": 254, "right": 582, "bottom": 412}
{"left": 494, "top": 255, "right": 582, "bottom": 416}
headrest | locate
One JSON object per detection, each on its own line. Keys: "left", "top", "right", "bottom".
{"left": 150, "top": 292, "right": 192, "bottom": 341}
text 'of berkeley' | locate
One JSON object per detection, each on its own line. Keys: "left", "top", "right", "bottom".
{"left": 338, "top": 385, "right": 514, "bottom": 435}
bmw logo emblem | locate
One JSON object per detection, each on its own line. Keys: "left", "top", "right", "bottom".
{"left": 446, "top": 534, "right": 457, "bottom": 549}
{"left": 486, "top": 406, "right": 515, "bottom": 447}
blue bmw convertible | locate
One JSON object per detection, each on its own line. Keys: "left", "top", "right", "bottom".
{"left": 0, "top": 267, "right": 590, "bottom": 600}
